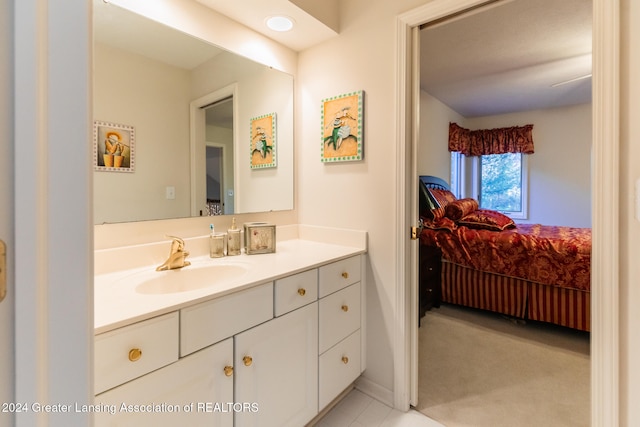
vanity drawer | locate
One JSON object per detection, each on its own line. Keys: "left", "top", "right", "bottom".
{"left": 94, "top": 312, "right": 179, "bottom": 394}
{"left": 180, "top": 282, "right": 273, "bottom": 356}
{"left": 319, "top": 282, "right": 361, "bottom": 354}
{"left": 319, "top": 330, "right": 361, "bottom": 409}
{"left": 319, "top": 256, "right": 361, "bottom": 298}
{"left": 274, "top": 269, "right": 318, "bottom": 316}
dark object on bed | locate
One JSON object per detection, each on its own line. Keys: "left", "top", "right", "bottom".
{"left": 417, "top": 175, "right": 591, "bottom": 332}
{"left": 419, "top": 175, "right": 449, "bottom": 218}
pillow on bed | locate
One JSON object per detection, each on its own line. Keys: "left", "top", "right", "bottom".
{"left": 428, "top": 188, "right": 457, "bottom": 219}
{"left": 458, "top": 209, "right": 516, "bottom": 231}
{"left": 445, "top": 198, "right": 479, "bottom": 221}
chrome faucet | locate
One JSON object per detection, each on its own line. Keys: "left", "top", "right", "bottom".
{"left": 156, "top": 236, "right": 191, "bottom": 271}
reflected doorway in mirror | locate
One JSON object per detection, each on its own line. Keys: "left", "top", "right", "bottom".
{"left": 93, "top": 120, "right": 135, "bottom": 173}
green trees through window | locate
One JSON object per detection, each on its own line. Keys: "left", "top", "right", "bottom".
{"left": 479, "top": 153, "right": 522, "bottom": 212}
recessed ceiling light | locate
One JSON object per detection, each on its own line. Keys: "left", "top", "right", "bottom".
{"left": 265, "top": 15, "right": 294, "bottom": 32}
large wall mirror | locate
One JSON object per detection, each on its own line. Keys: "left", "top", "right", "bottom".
{"left": 93, "top": 0, "right": 294, "bottom": 224}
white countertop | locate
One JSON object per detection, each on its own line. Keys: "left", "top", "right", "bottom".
{"left": 94, "top": 239, "right": 365, "bottom": 334}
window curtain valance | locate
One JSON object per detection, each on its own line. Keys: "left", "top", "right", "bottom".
{"left": 448, "top": 122, "right": 534, "bottom": 156}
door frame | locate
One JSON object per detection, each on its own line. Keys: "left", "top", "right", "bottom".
{"left": 394, "top": 1, "right": 620, "bottom": 426}
{"left": 1, "top": 0, "right": 14, "bottom": 423}
{"left": 13, "top": 1, "right": 94, "bottom": 425}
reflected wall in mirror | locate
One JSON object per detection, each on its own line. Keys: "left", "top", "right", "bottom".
{"left": 93, "top": 0, "right": 294, "bottom": 224}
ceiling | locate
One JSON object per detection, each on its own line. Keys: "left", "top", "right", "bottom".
{"left": 194, "top": 0, "right": 338, "bottom": 52}
{"left": 93, "top": 0, "right": 226, "bottom": 69}
{"left": 196, "top": 0, "right": 592, "bottom": 118}
{"left": 95, "top": 0, "right": 592, "bottom": 119}
{"left": 420, "top": 0, "right": 593, "bottom": 117}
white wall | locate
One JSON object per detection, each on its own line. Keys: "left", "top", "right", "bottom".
{"left": 465, "top": 103, "right": 592, "bottom": 227}
{"left": 418, "top": 90, "right": 465, "bottom": 180}
{"left": 0, "top": 0, "right": 14, "bottom": 422}
{"left": 419, "top": 93, "right": 592, "bottom": 227}
{"left": 297, "top": 0, "right": 430, "bottom": 398}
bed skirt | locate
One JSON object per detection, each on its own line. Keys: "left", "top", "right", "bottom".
{"left": 441, "top": 260, "right": 590, "bottom": 332}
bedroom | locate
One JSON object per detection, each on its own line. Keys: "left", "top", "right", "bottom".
{"left": 415, "top": 0, "right": 592, "bottom": 425}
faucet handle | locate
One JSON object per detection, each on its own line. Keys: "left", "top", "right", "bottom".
{"left": 165, "top": 235, "right": 186, "bottom": 253}
{"left": 166, "top": 235, "right": 185, "bottom": 244}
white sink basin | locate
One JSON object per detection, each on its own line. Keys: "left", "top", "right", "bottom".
{"left": 132, "top": 263, "right": 248, "bottom": 294}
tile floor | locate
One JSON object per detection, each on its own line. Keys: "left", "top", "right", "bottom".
{"left": 314, "top": 389, "right": 445, "bottom": 427}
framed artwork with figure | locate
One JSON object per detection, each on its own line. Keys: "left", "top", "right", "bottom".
{"left": 94, "top": 120, "right": 135, "bottom": 172}
{"left": 250, "top": 113, "right": 277, "bottom": 169}
{"left": 321, "top": 90, "right": 364, "bottom": 162}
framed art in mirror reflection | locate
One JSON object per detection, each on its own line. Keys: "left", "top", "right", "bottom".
{"left": 94, "top": 120, "right": 135, "bottom": 173}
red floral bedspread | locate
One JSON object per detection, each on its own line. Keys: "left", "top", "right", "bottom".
{"left": 420, "top": 223, "right": 591, "bottom": 291}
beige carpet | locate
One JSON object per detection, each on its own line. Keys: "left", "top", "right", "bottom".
{"left": 416, "top": 304, "right": 590, "bottom": 427}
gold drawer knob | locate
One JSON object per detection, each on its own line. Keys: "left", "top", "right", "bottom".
{"left": 342, "top": 356, "right": 349, "bottom": 364}
{"left": 243, "top": 356, "right": 253, "bottom": 367}
{"left": 298, "top": 288, "right": 306, "bottom": 296}
{"left": 128, "top": 348, "right": 142, "bottom": 362}
{"left": 224, "top": 366, "right": 234, "bottom": 377}
{"left": 341, "top": 272, "right": 349, "bottom": 279}
{"left": 341, "top": 305, "right": 349, "bottom": 312}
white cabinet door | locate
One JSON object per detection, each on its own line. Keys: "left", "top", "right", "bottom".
{"left": 95, "top": 338, "right": 234, "bottom": 427}
{"left": 234, "top": 303, "right": 318, "bottom": 427}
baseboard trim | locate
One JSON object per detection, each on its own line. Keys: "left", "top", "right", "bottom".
{"left": 355, "top": 376, "right": 394, "bottom": 408}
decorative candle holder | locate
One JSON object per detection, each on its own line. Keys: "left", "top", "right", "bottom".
{"left": 243, "top": 222, "right": 276, "bottom": 254}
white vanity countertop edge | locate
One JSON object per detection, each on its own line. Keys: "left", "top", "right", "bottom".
{"left": 94, "top": 239, "right": 365, "bottom": 335}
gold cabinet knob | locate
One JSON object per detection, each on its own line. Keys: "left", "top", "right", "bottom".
{"left": 243, "top": 356, "right": 253, "bottom": 367}
{"left": 341, "top": 272, "right": 349, "bottom": 279}
{"left": 224, "top": 366, "right": 234, "bottom": 377}
{"left": 128, "top": 348, "right": 142, "bottom": 362}
{"left": 342, "top": 356, "right": 349, "bottom": 364}
{"left": 298, "top": 288, "right": 306, "bottom": 296}
{"left": 341, "top": 305, "right": 349, "bottom": 312}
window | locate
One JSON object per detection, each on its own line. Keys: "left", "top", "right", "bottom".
{"left": 450, "top": 151, "right": 463, "bottom": 199}
{"left": 450, "top": 152, "right": 528, "bottom": 220}
{"left": 478, "top": 153, "right": 528, "bottom": 219}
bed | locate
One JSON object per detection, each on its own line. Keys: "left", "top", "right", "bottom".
{"left": 418, "top": 175, "right": 591, "bottom": 332}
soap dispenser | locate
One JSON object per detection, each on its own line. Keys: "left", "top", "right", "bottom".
{"left": 227, "top": 218, "right": 241, "bottom": 256}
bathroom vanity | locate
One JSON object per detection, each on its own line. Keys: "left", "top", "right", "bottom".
{"left": 93, "top": 230, "right": 366, "bottom": 426}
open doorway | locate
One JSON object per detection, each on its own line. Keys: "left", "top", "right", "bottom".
{"left": 395, "top": 0, "right": 620, "bottom": 425}
{"left": 190, "top": 85, "right": 237, "bottom": 217}
{"left": 203, "top": 96, "right": 235, "bottom": 215}
{"left": 415, "top": 1, "right": 592, "bottom": 424}
{"left": 205, "top": 145, "right": 224, "bottom": 215}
